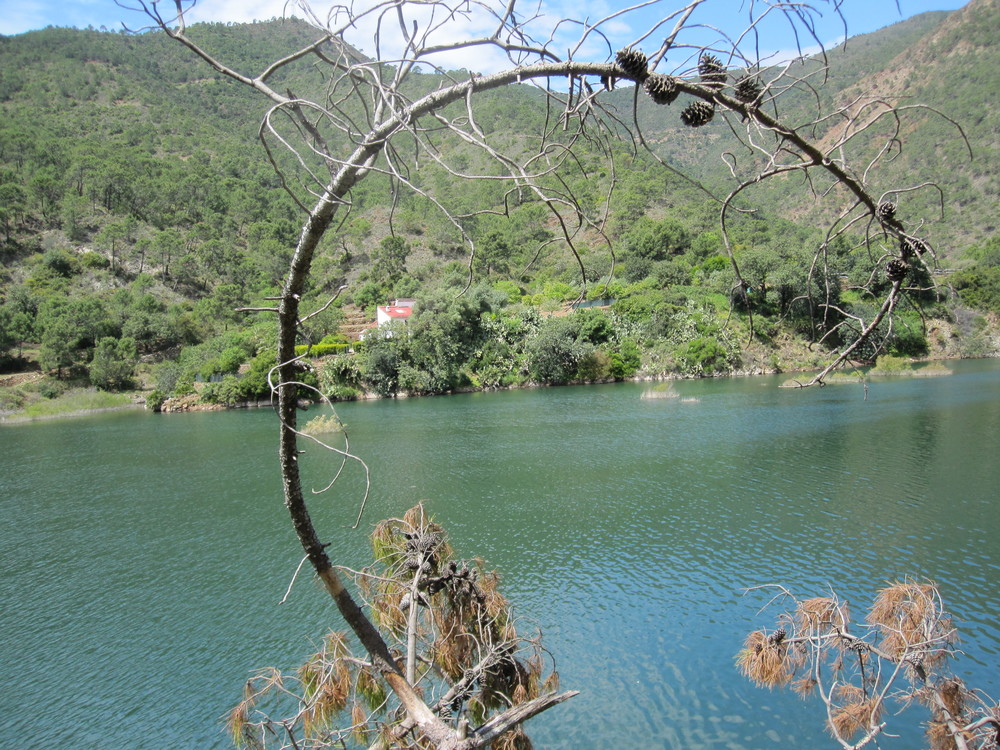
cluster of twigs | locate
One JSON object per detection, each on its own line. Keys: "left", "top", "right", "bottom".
{"left": 740, "top": 581, "right": 1000, "bottom": 750}
{"left": 229, "top": 505, "right": 565, "bottom": 749}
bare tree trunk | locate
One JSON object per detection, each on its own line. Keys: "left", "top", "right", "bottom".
{"left": 138, "top": 0, "right": 972, "bottom": 744}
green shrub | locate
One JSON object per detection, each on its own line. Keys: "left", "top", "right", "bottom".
{"left": 302, "top": 413, "right": 345, "bottom": 435}
{"left": 294, "top": 342, "right": 350, "bottom": 357}
{"left": 887, "top": 313, "right": 928, "bottom": 357}
{"left": 202, "top": 376, "right": 247, "bottom": 406}
{"left": 319, "top": 333, "right": 350, "bottom": 346}
{"left": 951, "top": 266, "right": 1000, "bottom": 315}
{"left": 527, "top": 317, "right": 587, "bottom": 384}
{"left": 959, "top": 331, "right": 998, "bottom": 358}
{"left": 146, "top": 389, "right": 167, "bottom": 411}
{"left": 223, "top": 375, "right": 255, "bottom": 405}
{"left": 218, "top": 345, "right": 249, "bottom": 374}
{"left": 577, "top": 350, "right": 612, "bottom": 381}
{"left": 199, "top": 381, "right": 223, "bottom": 404}
{"left": 38, "top": 379, "right": 67, "bottom": 399}
{"left": 41, "top": 248, "right": 80, "bottom": 277}
{"left": 320, "top": 353, "right": 363, "bottom": 393}
{"left": 609, "top": 340, "right": 642, "bottom": 379}
{"left": 494, "top": 280, "right": 523, "bottom": 304}
{"left": 153, "top": 361, "right": 183, "bottom": 394}
{"left": 90, "top": 336, "right": 138, "bottom": 391}
{"left": 674, "top": 336, "right": 732, "bottom": 375}
{"left": 698, "top": 255, "right": 730, "bottom": 274}
{"left": 612, "top": 289, "right": 681, "bottom": 327}
{"left": 0, "top": 388, "right": 27, "bottom": 412}
{"left": 541, "top": 281, "right": 576, "bottom": 303}
{"left": 79, "top": 251, "right": 110, "bottom": 270}
{"left": 870, "top": 355, "right": 911, "bottom": 375}
{"left": 398, "top": 364, "right": 433, "bottom": 394}
{"left": 327, "top": 385, "right": 361, "bottom": 401}
{"left": 239, "top": 350, "right": 277, "bottom": 399}
{"left": 173, "top": 376, "right": 195, "bottom": 397}
{"left": 575, "top": 308, "right": 613, "bottom": 345}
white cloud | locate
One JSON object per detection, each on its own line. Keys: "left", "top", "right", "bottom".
{"left": 277, "top": 0, "right": 558, "bottom": 73}
{"left": 183, "top": 0, "right": 292, "bottom": 25}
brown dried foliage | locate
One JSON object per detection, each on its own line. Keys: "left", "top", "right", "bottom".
{"left": 228, "top": 702, "right": 256, "bottom": 750}
{"left": 737, "top": 630, "right": 792, "bottom": 688}
{"left": 939, "top": 678, "right": 966, "bottom": 718}
{"left": 228, "top": 504, "right": 554, "bottom": 747}
{"left": 926, "top": 720, "right": 960, "bottom": 750}
{"left": 792, "top": 675, "right": 818, "bottom": 697}
{"left": 796, "top": 597, "right": 850, "bottom": 635}
{"left": 371, "top": 584, "right": 408, "bottom": 634}
{"left": 350, "top": 701, "right": 369, "bottom": 744}
{"left": 744, "top": 584, "right": 997, "bottom": 750}
{"left": 228, "top": 668, "right": 285, "bottom": 749}
{"left": 867, "top": 581, "right": 955, "bottom": 666}
{"left": 302, "top": 661, "right": 352, "bottom": 737}
{"left": 491, "top": 727, "right": 533, "bottom": 750}
{"left": 829, "top": 684, "right": 883, "bottom": 740}
{"left": 542, "top": 670, "right": 560, "bottom": 695}
{"left": 922, "top": 679, "right": 974, "bottom": 750}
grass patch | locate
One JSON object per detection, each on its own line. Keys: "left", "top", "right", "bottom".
{"left": 911, "top": 362, "right": 952, "bottom": 377}
{"left": 869, "top": 357, "right": 952, "bottom": 378}
{"left": 641, "top": 382, "right": 680, "bottom": 399}
{"left": 302, "top": 413, "right": 345, "bottom": 435}
{"left": 821, "top": 371, "right": 867, "bottom": 384}
{"left": 869, "top": 355, "right": 911, "bottom": 376}
{"left": 0, "top": 388, "right": 28, "bottom": 412}
{"left": 10, "top": 388, "right": 135, "bottom": 421}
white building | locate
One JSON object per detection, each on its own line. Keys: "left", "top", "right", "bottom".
{"left": 375, "top": 299, "right": 415, "bottom": 327}
{"left": 361, "top": 299, "right": 416, "bottom": 340}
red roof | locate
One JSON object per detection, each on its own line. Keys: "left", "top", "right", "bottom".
{"left": 379, "top": 306, "right": 413, "bottom": 318}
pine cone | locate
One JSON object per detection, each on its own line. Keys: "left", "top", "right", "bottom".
{"left": 699, "top": 53, "right": 727, "bottom": 89}
{"left": 680, "top": 101, "right": 715, "bottom": 127}
{"left": 904, "top": 650, "right": 925, "bottom": 667}
{"left": 901, "top": 237, "right": 928, "bottom": 258}
{"left": 885, "top": 258, "right": 909, "bottom": 282}
{"left": 876, "top": 201, "right": 896, "bottom": 222}
{"left": 644, "top": 73, "right": 679, "bottom": 105}
{"left": 734, "top": 75, "right": 763, "bottom": 104}
{"left": 616, "top": 48, "right": 649, "bottom": 82}
{"left": 769, "top": 628, "right": 787, "bottom": 645}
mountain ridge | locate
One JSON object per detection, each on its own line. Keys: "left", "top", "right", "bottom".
{"left": 1, "top": 5, "right": 997, "bottom": 408}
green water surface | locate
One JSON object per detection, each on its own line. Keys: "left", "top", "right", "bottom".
{"left": 2, "top": 360, "right": 998, "bottom": 748}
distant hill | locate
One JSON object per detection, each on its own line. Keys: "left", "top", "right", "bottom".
{"left": 625, "top": 0, "right": 998, "bottom": 254}
{"left": 2, "top": 5, "right": 997, "bottom": 404}
{"left": 1, "top": 5, "right": 994, "bottom": 275}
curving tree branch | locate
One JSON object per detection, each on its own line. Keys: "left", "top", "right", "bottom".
{"left": 133, "top": 0, "right": 972, "bottom": 746}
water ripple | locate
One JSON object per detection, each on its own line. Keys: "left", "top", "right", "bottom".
{"left": 3, "top": 363, "right": 1000, "bottom": 748}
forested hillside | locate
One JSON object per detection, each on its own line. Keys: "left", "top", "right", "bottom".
{"left": 628, "top": 0, "right": 999, "bottom": 251}
{"left": 1, "top": 5, "right": 998, "bottom": 417}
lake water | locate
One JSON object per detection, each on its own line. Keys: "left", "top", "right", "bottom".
{"left": 2, "top": 360, "right": 999, "bottom": 749}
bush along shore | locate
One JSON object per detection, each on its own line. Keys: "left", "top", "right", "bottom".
{"left": 3, "top": 297, "right": 998, "bottom": 424}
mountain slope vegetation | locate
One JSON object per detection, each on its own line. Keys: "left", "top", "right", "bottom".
{"left": 1, "top": 5, "right": 997, "bottom": 416}
{"left": 628, "top": 0, "right": 998, "bottom": 252}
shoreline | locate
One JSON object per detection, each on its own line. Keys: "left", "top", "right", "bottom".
{"left": 0, "top": 402, "right": 146, "bottom": 426}
{"left": 3, "top": 355, "right": 981, "bottom": 425}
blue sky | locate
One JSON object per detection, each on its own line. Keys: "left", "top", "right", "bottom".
{"left": 1, "top": 0, "right": 971, "bottom": 71}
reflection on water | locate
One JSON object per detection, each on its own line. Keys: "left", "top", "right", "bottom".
{"left": 2, "top": 360, "right": 999, "bottom": 748}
